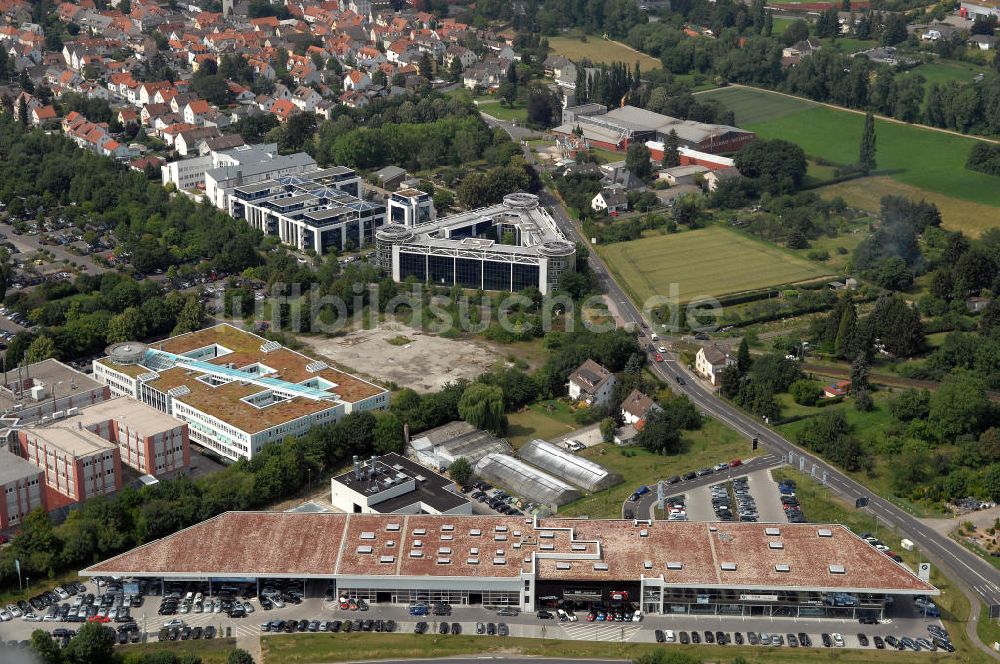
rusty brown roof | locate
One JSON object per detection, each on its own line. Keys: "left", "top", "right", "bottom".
{"left": 82, "top": 513, "right": 935, "bottom": 595}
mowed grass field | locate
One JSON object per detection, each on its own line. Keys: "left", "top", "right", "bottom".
{"left": 598, "top": 226, "right": 834, "bottom": 304}
{"left": 700, "top": 86, "right": 1000, "bottom": 222}
{"left": 548, "top": 35, "right": 662, "bottom": 70}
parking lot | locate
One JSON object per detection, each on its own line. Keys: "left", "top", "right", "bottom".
{"left": 666, "top": 469, "right": 787, "bottom": 525}
{"left": 0, "top": 585, "right": 952, "bottom": 653}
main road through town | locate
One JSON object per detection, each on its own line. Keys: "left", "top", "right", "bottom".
{"left": 490, "top": 122, "right": 1000, "bottom": 611}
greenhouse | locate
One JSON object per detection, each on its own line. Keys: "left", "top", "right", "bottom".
{"left": 518, "top": 439, "right": 621, "bottom": 492}
{"left": 474, "top": 453, "right": 581, "bottom": 507}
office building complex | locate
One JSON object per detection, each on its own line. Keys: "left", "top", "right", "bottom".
{"left": 92, "top": 324, "right": 389, "bottom": 461}
{"left": 227, "top": 167, "right": 386, "bottom": 254}
{"left": 376, "top": 193, "right": 576, "bottom": 294}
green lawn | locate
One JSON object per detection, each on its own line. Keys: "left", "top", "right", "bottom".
{"left": 699, "top": 86, "right": 1000, "bottom": 214}
{"left": 119, "top": 638, "right": 238, "bottom": 664}
{"left": 559, "top": 418, "right": 750, "bottom": 519}
{"left": 260, "top": 626, "right": 988, "bottom": 664}
{"left": 548, "top": 35, "right": 662, "bottom": 70}
{"left": 506, "top": 400, "right": 581, "bottom": 448}
{"left": 598, "top": 226, "right": 834, "bottom": 305}
{"left": 914, "top": 60, "right": 987, "bottom": 90}
{"left": 477, "top": 100, "right": 528, "bottom": 123}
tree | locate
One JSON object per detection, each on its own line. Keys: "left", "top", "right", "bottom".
{"left": 859, "top": 112, "right": 877, "bottom": 174}
{"left": 172, "top": 295, "right": 205, "bottom": 336}
{"left": 625, "top": 142, "right": 652, "bottom": 181}
{"left": 526, "top": 88, "right": 558, "bottom": 128}
{"left": 449, "top": 457, "right": 473, "bottom": 486}
{"left": 851, "top": 351, "right": 873, "bottom": 412}
{"left": 457, "top": 383, "right": 507, "bottom": 435}
{"left": 928, "top": 370, "right": 989, "bottom": 441}
{"left": 636, "top": 407, "right": 683, "bottom": 454}
{"left": 63, "top": 622, "right": 116, "bottom": 664}
{"left": 29, "top": 629, "right": 62, "bottom": 664}
{"left": 882, "top": 13, "right": 908, "bottom": 46}
{"left": 25, "top": 335, "right": 57, "bottom": 363}
{"left": 106, "top": 307, "right": 148, "bottom": 343}
{"left": 18, "top": 95, "right": 28, "bottom": 126}
{"left": 372, "top": 411, "right": 404, "bottom": 454}
{"left": 228, "top": 649, "right": 256, "bottom": 664}
{"left": 661, "top": 129, "right": 680, "bottom": 168}
{"left": 448, "top": 56, "right": 463, "bottom": 83}
{"left": 734, "top": 139, "right": 807, "bottom": 194}
{"left": 783, "top": 20, "right": 810, "bottom": 45}
{"left": 418, "top": 52, "right": 434, "bottom": 78}
{"left": 790, "top": 379, "right": 821, "bottom": 407}
{"left": 889, "top": 388, "right": 930, "bottom": 422}
{"left": 834, "top": 300, "right": 857, "bottom": 358}
{"left": 600, "top": 416, "right": 616, "bottom": 443}
{"left": 433, "top": 189, "right": 455, "bottom": 213}
{"left": 736, "top": 338, "right": 751, "bottom": 375}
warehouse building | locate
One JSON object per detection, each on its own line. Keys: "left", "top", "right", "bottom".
{"left": 553, "top": 105, "right": 755, "bottom": 155}
{"left": 0, "top": 358, "right": 109, "bottom": 427}
{"left": 474, "top": 453, "right": 581, "bottom": 507}
{"left": 329, "top": 452, "right": 472, "bottom": 515}
{"left": 376, "top": 193, "right": 577, "bottom": 295}
{"left": 407, "top": 421, "right": 513, "bottom": 472}
{"left": 81, "top": 512, "right": 937, "bottom": 619}
{"left": 91, "top": 324, "right": 389, "bottom": 461}
{"left": 518, "top": 439, "right": 620, "bottom": 493}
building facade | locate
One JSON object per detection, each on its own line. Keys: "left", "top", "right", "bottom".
{"left": 0, "top": 455, "right": 44, "bottom": 530}
{"left": 376, "top": 193, "right": 577, "bottom": 295}
{"left": 92, "top": 325, "right": 389, "bottom": 461}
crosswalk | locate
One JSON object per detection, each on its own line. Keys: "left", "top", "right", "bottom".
{"left": 557, "top": 622, "right": 643, "bottom": 642}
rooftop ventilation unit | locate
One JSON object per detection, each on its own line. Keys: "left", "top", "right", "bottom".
{"left": 493, "top": 557, "right": 506, "bottom": 565}
{"left": 829, "top": 564, "right": 846, "bottom": 574}
{"left": 765, "top": 527, "right": 781, "bottom": 536}
{"left": 386, "top": 523, "right": 400, "bottom": 532}
{"left": 356, "top": 546, "right": 373, "bottom": 554}
{"left": 305, "top": 361, "right": 328, "bottom": 372}
{"left": 643, "top": 561, "right": 653, "bottom": 569}
{"left": 360, "top": 532, "right": 375, "bottom": 540}
{"left": 409, "top": 551, "right": 423, "bottom": 558}
{"left": 379, "top": 555, "right": 395, "bottom": 564}
{"left": 260, "top": 340, "right": 281, "bottom": 353}
{"left": 768, "top": 542, "right": 784, "bottom": 549}
{"left": 775, "top": 564, "right": 790, "bottom": 573}
{"left": 467, "top": 558, "right": 479, "bottom": 565}
{"left": 441, "top": 524, "right": 454, "bottom": 532}
{"left": 556, "top": 562, "right": 571, "bottom": 570}
{"left": 818, "top": 528, "right": 833, "bottom": 537}
{"left": 470, "top": 529, "right": 481, "bottom": 537}
{"left": 540, "top": 531, "right": 555, "bottom": 539}
{"left": 721, "top": 562, "right": 737, "bottom": 571}
{"left": 167, "top": 385, "right": 191, "bottom": 397}
{"left": 437, "top": 558, "right": 451, "bottom": 565}
{"left": 593, "top": 562, "right": 609, "bottom": 571}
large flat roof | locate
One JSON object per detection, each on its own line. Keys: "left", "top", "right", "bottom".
{"left": 82, "top": 513, "right": 936, "bottom": 594}
{"left": 22, "top": 419, "right": 116, "bottom": 457}
{"left": 0, "top": 450, "right": 43, "bottom": 485}
{"left": 0, "top": 358, "right": 103, "bottom": 414}
{"left": 76, "top": 397, "right": 184, "bottom": 434}
{"left": 332, "top": 452, "right": 469, "bottom": 513}
{"left": 96, "top": 324, "right": 386, "bottom": 435}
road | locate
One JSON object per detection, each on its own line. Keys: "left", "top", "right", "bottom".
{"left": 623, "top": 453, "right": 784, "bottom": 520}
{"left": 497, "top": 125, "right": 1000, "bottom": 617}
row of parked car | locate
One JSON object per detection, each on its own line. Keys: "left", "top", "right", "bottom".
{"left": 465, "top": 483, "right": 526, "bottom": 516}
{"left": 158, "top": 621, "right": 217, "bottom": 642}
{"left": 673, "top": 459, "right": 744, "bottom": 484}
{"left": 778, "top": 479, "right": 807, "bottom": 523}
{"left": 261, "top": 618, "right": 396, "bottom": 633}
{"left": 859, "top": 532, "right": 906, "bottom": 565}
{"left": 652, "top": 625, "right": 953, "bottom": 651}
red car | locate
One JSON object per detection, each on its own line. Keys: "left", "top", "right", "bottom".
{"left": 654, "top": 354, "right": 663, "bottom": 362}
{"left": 729, "top": 459, "right": 742, "bottom": 467}
{"left": 87, "top": 615, "right": 110, "bottom": 623}
{"left": 586, "top": 612, "right": 596, "bottom": 622}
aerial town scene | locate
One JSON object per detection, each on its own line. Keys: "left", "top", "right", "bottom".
{"left": 0, "top": 0, "right": 998, "bottom": 662}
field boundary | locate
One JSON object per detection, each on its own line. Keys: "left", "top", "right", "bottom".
{"left": 700, "top": 83, "right": 1000, "bottom": 145}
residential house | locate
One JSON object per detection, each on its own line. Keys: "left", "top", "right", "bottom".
{"left": 781, "top": 39, "right": 821, "bottom": 59}
{"left": 291, "top": 85, "right": 322, "bottom": 112}
{"left": 271, "top": 98, "right": 298, "bottom": 122}
{"left": 183, "top": 99, "right": 211, "bottom": 125}
{"left": 695, "top": 344, "right": 735, "bottom": 385}
{"left": 175, "top": 126, "right": 221, "bottom": 156}
{"left": 591, "top": 185, "right": 629, "bottom": 214}
{"left": 445, "top": 45, "right": 477, "bottom": 69}
{"left": 343, "top": 69, "right": 371, "bottom": 91}
{"left": 823, "top": 380, "right": 852, "bottom": 399}
{"left": 620, "top": 389, "right": 660, "bottom": 426}
{"left": 657, "top": 164, "right": 709, "bottom": 186}
{"left": 970, "top": 34, "right": 997, "bottom": 50}
{"left": 703, "top": 166, "right": 742, "bottom": 192}
{"left": 567, "top": 359, "right": 617, "bottom": 406}
{"left": 30, "top": 104, "right": 58, "bottom": 127}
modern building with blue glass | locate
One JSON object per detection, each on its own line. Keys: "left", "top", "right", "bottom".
{"left": 376, "top": 193, "right": 576, "bottom": 295}
{"left": 227, "top": 167, "right": 387, "bottom": 254}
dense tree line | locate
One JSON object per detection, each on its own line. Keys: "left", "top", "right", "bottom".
{"left": 852, "top": 195, "right": 941, "bottom": 290}
{"left": 967, "top": 142, "right": 1000, "bottom": 177}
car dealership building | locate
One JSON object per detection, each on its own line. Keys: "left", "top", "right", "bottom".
{"left": 81, "top": 512, "right": 935, "bottom": 619}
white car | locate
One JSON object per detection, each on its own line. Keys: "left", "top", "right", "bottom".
{"left": 631, "top": 610, "right": 643, "bottom": 622}
{"left": 163, "top": 619, "right": 186, "bottom": 629}
{"left": 0, "top": 609, "right": 11, "bottom": 621}
{"left": 664, "top": 629, "right": 676, "bottom": 643}
{"left": 832, "top": 633, "right": 844, "bottom": 647}
{"left": 23, "top": 613, "right": 41, "bottom": 622}
{"left": 7, "top": 604, "right": 22, "bottom": 617}
{"left": 657, "top": 345, "right": 666, "bottom": 353}
{"left": 54, "top": 587, "right": 70, "bottom": 600}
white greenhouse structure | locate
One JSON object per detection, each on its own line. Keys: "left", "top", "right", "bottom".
{"left": 518, "top": 439, "right": 621, "bottom": 492}
{"left": 474, "top": 453, "right": 581, "bottom": 507}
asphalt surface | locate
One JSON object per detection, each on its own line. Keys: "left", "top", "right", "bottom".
{"left": 622, "top": 454, "right": 783, "bottom": 520}
{"left": 509, "top": 134, "right": 1000, "bottom": 609}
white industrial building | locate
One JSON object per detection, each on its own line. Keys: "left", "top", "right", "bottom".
{"left": 330, "top": 452, "right": 472, "bottom": 515}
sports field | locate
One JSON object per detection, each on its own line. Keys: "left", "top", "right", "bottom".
{"left": 548, "top": 35, "right": 662, "bottom": 70}
{"left": 597, "top": 226, "right": 834, "bottom": 304}
{"left": 700, "top": 86, "right": 1000, "bottom": 217}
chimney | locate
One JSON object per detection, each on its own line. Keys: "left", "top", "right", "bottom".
{"left": 368, "top": 455, "right": 377, "bottom": 480}
{"left": 353, "top": 455, "right": 361, "bottom": 480}
{"left": 403, "top": 422, "right": 410, "bottom": 444}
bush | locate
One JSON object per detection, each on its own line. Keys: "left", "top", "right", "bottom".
{"left": 966, "top": 142, "right": 1000, "bottom": 176}
{"left": 790, "top": 379, "right": 821, "bottom": 407}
